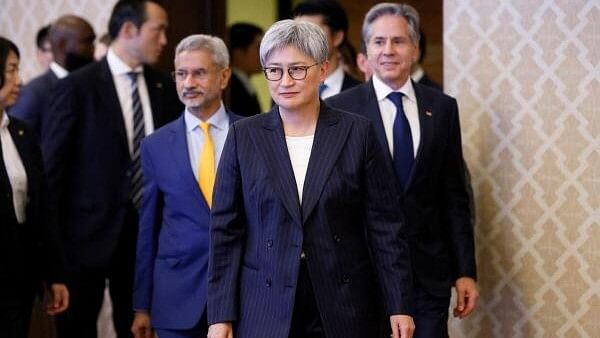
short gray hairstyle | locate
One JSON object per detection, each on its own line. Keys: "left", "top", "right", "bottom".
{"left": 175, "top": 34, "right": 229, "bottom": 69}
{"left": 259, "top": 19, "right": 328, "bottom": 66}
{"left": 362, "top": 3, "right": 420, "bottom": 47}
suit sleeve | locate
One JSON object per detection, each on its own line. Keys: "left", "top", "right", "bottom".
{"left": 207, "top": 124, "right": 246, "bottom": 325}
{"left": 363, "top": 122, "right": 413, "bottom": 315}
{"left": 442, "top": 99, "right": 477, "bottom": 281}
{"left": 132, "top": 140, "right": 162, "bottom": 311}
{"left": 41, "top": 78, "right": 78, "bottom": 267}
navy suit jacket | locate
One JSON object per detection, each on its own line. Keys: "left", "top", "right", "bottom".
{"left": 9, "top": 69, "right": 58, "bottom": 137}
{"left": 228, "top": 72, "right": 261, "bottom": 117}
{"left": 0, "top": 117, "right": 64, "bottom": 293}
{"left": 133, "top": 111, "right": 241, "bottom": 330}
{"left": 327, "top": 80, "right": 476, "bottom": 297}
{"left": 42, "top": 58, "right": 182, "bottom": 268}
{"left": 207, "top": 103, "right": 412, "bottom": 338}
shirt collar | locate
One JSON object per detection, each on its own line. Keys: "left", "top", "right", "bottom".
{"left": 372, "top": 74, "right": 416, "bottom": 104}
{"left": 184, "top": 102, "right": 228, "bottom": 133}
{"left": 49, "top": 62, "right": 69, "bottom": 79}
{"left": 232, "top": 67, "right": 256, "bottom": 94}
{"left": 411, "top": 65, "right": 425, "bottom": 82}
{"left": 0, "top": 111, "right": 8, "bottom": 129}
{"left": 107, "top": 48, "right": 143, "bottom": 76}
{"left": 324, "top": 64, "right": 344, "bottom": 88}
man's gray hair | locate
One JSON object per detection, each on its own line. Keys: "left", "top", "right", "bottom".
{"left": 259, "top": 19, "right": 328, "bottom": 66}
{"left": 362, "top": 3, "right": 420, "bottom": 46}
{"left": 175, "top": 34, "right": 229, "bottom": 69}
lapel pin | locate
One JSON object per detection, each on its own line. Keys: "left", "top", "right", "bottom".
{"left": 156, "top": 83, "right": 163, "bottom": 89}
{"left": 425, "top": 111, "right": 433, "bottom": 117}
{"left": 18, "top": 129, "right": 24, "bottom": 136}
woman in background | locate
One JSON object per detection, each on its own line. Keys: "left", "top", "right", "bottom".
{"left": 0, "top": 36, "right": 69, "bottom": 338}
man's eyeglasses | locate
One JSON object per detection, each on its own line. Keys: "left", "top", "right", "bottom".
{"left": 263, "top": 63, "right": 319, "bottom": 81}
{"left": 171, "top": 69, "right": 212, "bottom": 82}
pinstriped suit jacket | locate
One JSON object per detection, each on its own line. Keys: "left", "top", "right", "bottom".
{"left": 208, "top": 103, "right": 413, "bottom": 338}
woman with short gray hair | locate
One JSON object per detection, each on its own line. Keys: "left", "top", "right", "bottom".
{"left": 207, "top": 19, "right": 414, "bottom": 338}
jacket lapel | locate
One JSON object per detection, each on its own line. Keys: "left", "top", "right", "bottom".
{"left": 97, "top": 59, "right": 130, "bottom": 157}
{"left": 301, "top": 104, "right": 349, "bottom": 222}
{"left": 254, "top": 108, "right": 302, "bottom": 226}
{"left": 408, "top": 82, "right": 435, "bottom": 189}
{"left": 364, "top": 81, "right": 394, "bottom": 164}
{"left": 170, "top": 115, "right": 207, "bottom": 207}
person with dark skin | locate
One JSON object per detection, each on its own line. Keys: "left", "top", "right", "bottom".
{"left": 9, "top": 15, "right": 95, "bottom": 137}
{"left": 0, "top": 35, "right": 69, "bottom": 338}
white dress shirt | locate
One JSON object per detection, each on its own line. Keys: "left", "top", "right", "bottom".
{"left": 0, "top": 112, "right": 28, "bottom": 223}
{"left": 106, "top": 48, "right": 155, "bottom": 155}
{"left": 372, "top": 74, "right": 421, "bottom": 158}
{"left": 49, "top": 61, "right": 69, "bottom": 79}
{"left": 320, "top": 65, "right": 345, "bottom": 99}
{"left": 285, "top": 134, "right": 314, "bottom": 204}
{"left": 185, "top": 103, "right": 230, "bottom": 181}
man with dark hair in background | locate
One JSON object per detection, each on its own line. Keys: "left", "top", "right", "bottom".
{"left": 10, "top": 15, "right": 96, "bottom": 137}
{"left": 35, "top": 25, "right": 53, "bottom": 72}
{"left": 43, "top": 1, "right": 183, "bottom": 337}
{"left": 411, "top": 29, "right": 442, "bottom": 91}
{"left": 293, "top": 0, "right": 361, "bottom": 99}
{"left": 227, "top": 23, "right": 263, "bottom": 116}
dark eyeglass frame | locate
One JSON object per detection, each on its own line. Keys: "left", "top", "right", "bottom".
{"left": 262, "top": 63, "right": 319, "bottom": 81}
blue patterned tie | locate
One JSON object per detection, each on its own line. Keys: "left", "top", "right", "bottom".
{"left": 318, "top": 83, "right": 327, "bottom": 97}
{"left": 127, "top": 72, "right": 145, "bottom": 209}
{"left": 388, "top": 92, "right": 413, "bottom": 188}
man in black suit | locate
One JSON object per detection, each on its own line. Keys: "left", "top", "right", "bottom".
{"left": 411, "top": 29, "right": 442, "bottom": 91}
{"left": 227, "top": 23, "right": 263, "bottom": 116}
{"left": 43, "top": 1, "right": 183, "bottom": 337}
{"left": 327, "top": 3, "right": 478, "bottom": 337}
{"left": 293, "top": 0, "right": 361, "bottom": 99}
{"left": 9, "top": 15, "right": 95, "bottom": 137}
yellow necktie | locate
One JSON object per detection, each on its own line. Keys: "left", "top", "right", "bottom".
{"left": 198, "top": 122, "right": 215, "bottom": 208}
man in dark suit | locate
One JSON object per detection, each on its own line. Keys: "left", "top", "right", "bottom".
{"left": 327, "top": 3, "right": 479, "bottom": 337}
{"left": 207, "top": 19, "right": 414, "bottom": 338}
{"left": 293, "top": 0, "right": 361, "bottom": 99}
{"left": 411, "top": 29, "right": 442, "bottom": 91}
{"left": 227, "top": 23, "right": 263, "bottom": 117}
{"left": 131, "top": 33, "right": 241, "bottom": 338}
{"left": 9, "top": 15, "right": 95, "bottom": 137}
{"left": 42, "top": 1, "right": 183, "bottom": 337}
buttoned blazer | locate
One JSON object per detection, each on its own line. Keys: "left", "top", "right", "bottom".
{"left": 0, "top": 117, "right": 64, "bottom": 291}
{"left": 207, "top": 103, "right": 412, "bottom": 338}
{"left": 133, "top": 112, "right": 240, "bottom": 330}
{"left": 327, "top": 80, "right": 476, "bottom": 297}
{"left": 42, "top": 58, "right": 183, "bottom": 267}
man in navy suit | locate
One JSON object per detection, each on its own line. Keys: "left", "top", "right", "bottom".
{"left": 131, "top": 34, "right": 240, "bottom": 338}
{"left": 42, "top": 1, "right": 182, "bottom": 337}
{"left": 208, "top": 19, "right": 414, "bottom": 338}
{"left": 293, "top": 0, "right": 361, "bottom": 99}
{"left": 327, "top": 3, "right": 479, "bottom": 337}
{"left": 9, "top": 15, "right": 95, "bottom": 137}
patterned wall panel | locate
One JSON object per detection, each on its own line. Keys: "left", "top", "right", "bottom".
{"left": 0, "top": 0, "right": 118, "bottom": 82}
{"left": 445, "top": 0, "right": 599, "bottom": 337}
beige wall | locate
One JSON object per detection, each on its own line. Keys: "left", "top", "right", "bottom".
{"left": 0, "top": 0, "right": 118, "bottom": 82}
{"left": 445, "top": 0, "right": 599, "bottom": 337}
